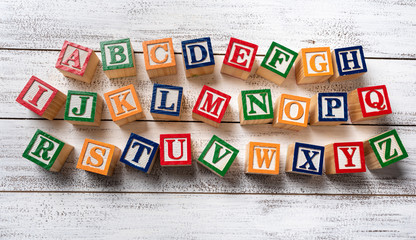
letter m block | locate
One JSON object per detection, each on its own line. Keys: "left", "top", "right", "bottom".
{"left": 120, "top": 133, "right": 159, "bottom": 173}
{"left": 286, "top": 142, "right": 324, "bottom": 176}
{"left": 160, "top": 133, "right": 192, "bottom": 166}
{"left": 238, "top": 89, "right": 274, "bottom": 125}
{"left": 100, "top": 38, "right": 137, "bottom": 78}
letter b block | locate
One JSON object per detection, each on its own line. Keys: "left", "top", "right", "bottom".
{"left": 329, "top": 46, "right": 367, "bottom": 82}
{"left": 221, "top": 37, "right": 258, "bottom": 80}
{"left": 245, "top": 142, "right": 280, "bottom": 175}
{"left": 64, "top": 90, "right": 103, "bottom": 126}
{"left": 142, "top": 38, "right": 177, "bottom": 78}
{"left": 181, "top": 37, "right": 215, "bottom": 77}
{"left": 286, "top": 142, "right": 324, "bottom": 176}
{"left": 325, "top": 142, "right": 366, "bottom": 174}
{"left": 120, "top": 133, "right": 159, "bottom": 173}
{"left": 309, "top": 92, "right": 348, "bottom": 125}
{"left": 238, "top": 89, "right": 274, "bottom": 125}
{"left": 150, "top": 84, "right": 183, "bottom": 121}
{"left": 100, "top": 38, "right": 137, "bottom": 78}
{"left": 160, "top": 133, "right": 192, "bottom": 166}
{"left": 295, "top": 47, "right": 334, "bottom": 84}
{"left": 272, "top": 94, "right": 310, "bottom": 131}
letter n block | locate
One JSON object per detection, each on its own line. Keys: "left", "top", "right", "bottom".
{"left": 198, "top": 135, "right": 239, "bottom": 177}
{"left": 22, "top": 129, "right": 74, "bottom": 172}
{"left": 181, "top": 37, "right": 215, "bottom": 77}
{"left": 272, "top": 94, "right": 310, "bottom": 131}
{"left": 192, "top": 85, "right": 231, "bottom": 127}
{"left": 160, "top": 134, "right": 192, "bottom": 166}
{"left": 325, "top": 142, "right": 366, "bottom": 174}
{"left": 55, "top": 40, "right": 100, "bottom": 83}
{"left": 329, "top": 45, "right": 367, "bottom": 83}
{"left": 245, "top": 142, "right": 280, "bottom": 175}
{"left": 16, "top": 76, "right": 67, "bottom": 120}
{"left": 221, "top": 37, "right": 258, "bottom": 80}
{"left": 285, "top": 142, "right": 324, "bottom": 176}
{"left": 295, "top": 47, "right": 334, "bottom": 84}
{"left": 238, "top": 89, "right": 274, "bottom": 125}
{"left": 142, "top": 38, "right": 177, "bottom": 78}
{"left": 120, "top": 133, "right": 159, "bottom": 173}
{"left": 309, "top": 92, "right": 348, "bottom": 126}
{"left": 64, "top": 90, "right": 103, "bottom": 126}
{"left": 104, "top": 84, "right": 144, "bottom": 126}
{"left": 100, "top": 38, "right": 136, "bottom": 78}
{"left": 364, "top": 129, "right": 408, "bottom": 170}
{"left": 348, "top": 85, "right": 392, "bottom": 122}
{"left": 150, "top": 84, "right": 183, "bottom": 121}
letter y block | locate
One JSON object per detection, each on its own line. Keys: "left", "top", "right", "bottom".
{"left": 221, "top": 37, "right": 258, "bottom": 80}
{"left": 100, "top": 38, "right": 137, "bottom": 78}
{"left": 324, "top": 142, "right": 366, "bottom": 174}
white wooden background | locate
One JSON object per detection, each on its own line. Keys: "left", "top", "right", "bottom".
{"left": 0, "top": 0, "right": 415, "bottom": 239}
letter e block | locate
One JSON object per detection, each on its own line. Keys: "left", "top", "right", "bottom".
{"left": 309, "top": 92, "right": 348, "bottom": 125}
{"left": 120, "top": 133, "right": 159, "bottom": 173}
{"left": 295, "top": 47, "right": 334, "bottom": 84}
{"left": 150, "top": 84, "right": 183, "bottom": 121}
{"left": 329, "top": 45, "right": 367, "bottom": 82}
{"left": 142, "top": 38, "right": 177, "bottom": 78}
{"left": 325, "top": 142, "right": 366, "bottom": 174}
{"left": 285, "top": 142, "right": 324, "bottom": 176}
{"left": 272, "top": 94, "right": 310, "bottom": 131}
{"left": 100, "top": 38, "right": 136, "bottom": 78}
{"left": 181, "top": 37, "right": 215, "bottom": 77}
{"left": 221, "top": 37, "right": 258, "bottom": 80}
{"left": 64, "top": 90, "right": 103, "bottom": 126}
{"left": 238, "top": 89, "right": 274, "bottom": 125}
{"left": 245, "top": 142, "right": 280, "bottom": 175}
{"left": 160, "top": 133, "right": 192, "bottom": 166}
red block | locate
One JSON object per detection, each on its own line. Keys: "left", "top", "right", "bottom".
{"left": 160, "top": 134, "right": 192, "bottom": 166}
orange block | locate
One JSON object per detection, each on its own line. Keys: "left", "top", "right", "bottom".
{"left": 142, "top": 38, "right": 177, "bottom": 78}
{"left": 245, "top": 142, "right": 280, "bottom": 175}
{"left": 272, "top": 94, "right": 310, "bottom": 131}
{"left": 295, "top": 47, "right": 334, "bottom": 84}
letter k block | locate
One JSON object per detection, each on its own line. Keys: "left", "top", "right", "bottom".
{"left": 160, "top": 134, "right": 192, "bottom": 166}
{"left": 181, "top": 37, "right": 215, "bottom": 77}
{"left": 100, "top": 38, "right": 137, "bottom": 78}
{"left": 221, "top": 37, "right": 258, "bottom": 80}
{"left": 150, "top": 84, "right": 183, "bottom": 121}
{"left": 142, "top": 38, "right": 177, "bottom": 78}
{"left": 325, "top": 142, "right": 366, "bottom": 174}
{"left": 286, "top": 142, "right": 324, "bottom": 176}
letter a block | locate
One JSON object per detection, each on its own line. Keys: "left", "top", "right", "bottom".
{"left": 272, "top": 94, "right": 310, "bottom": 131}
{"left": 348, "top": 85, "right": 392, "bottom": 122}
{"left": 192, "top": 85, "right": 231, "bottom": 127}
{"left": 100, "top": 38, "right": 136, "bottom": 78}
{"left": 324, "top": 142, "right": 366, "bottom": 174}
{"left": 238, "top": 89, "right": 274, "bottom": 125}
{"left": 160, "top": 134, "right": 192, "bottom": 166}
{"left": 329, "top": 46, "right": 367, "bottom": 82}
{"left": 309, "top": 92, "right": 348, "bottom": 125}
{"left": 120, "top": 133, "right": 159, "bottom": 173}
{"left": 22, "top": 129, "right": 74, "bottom": 172}
{"left": 181, "top": 37, "right": 215, "bottom": 77}
{"left": 55, "top": 40, "right": 100, "bottom": 83}
{"left": 245, "top": 142, "right": 280, "bottom": 175}
{"left": 150, "top": 84, "right": 183, "bottom": 121}
{"left": 198, "top": 135, "right": 239, "bottom": 177}
{"left": 364, "top": 129, "right": 408, "bottom": 170}
{"left": 295, "top": 47, "right": 334, "bottom": 84}
{"left": 256, "top": 42, "right": 298, "bottom": 86}
{"left": 104, "top": 84, "right": 144, "bottom": 126}
{"left": 285, "top": 142, "right": 324, "bottom": 176}
{"left": 221, "top": 37, "right": 258, "bottom": 80}
{"left": 16, "top": 76, "right": 67, "bottom": 120}
{"left": 64, "top": 90, "right": 103, "bottom": 126}
{"left": 142, "top": 38, "right": 177, "bottom": 78}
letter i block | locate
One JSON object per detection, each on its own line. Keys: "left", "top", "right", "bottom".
{"left": 120, "top": 133, "right": 159, "bottom": 173}
{"left": 150, "top": 84, "right": 183, "bottom": 121}
{"left": 221, "top": 37, "right": 258, "bottom": 80}
{"left": 272, "top": 94, "right": 310, "bottom": 131}
{"left": 198, "top": 135, "right": 239, "bottom": 177}
{"left": 238, "top": 89, "right": 274, "bottom": 125}
{"left": 181, "top": 37, "right": 215, "bottom": 77}
{"left": 160, "top": 134, "right": 192, "bottom": 166}
{"left": 309, "top": 92, "right": 348, "bottom": 126}
{"left": 104, "top": 84, "right": 145, "bottom": 126}
{"left": 100, "top": 38, "right": 136, "bottom": 78}
{"left": 245, "top": 142, "right": 280, "bottom": 175}
{"left": 192, "top": 85, "right": 231, "bottom": 127}
{"left": 76, "top": 139, "right": 121, "bottom": 176}
{"left": 285, "top": 142, "right": 324, "bottom": 176}
{"left": 324, "top": 142, "right": 366, "bottom": 174}
{"left": 329, "top": 46, "right": 367, "bottom": 82}
{"left": 22, "top": 129, "right": 74, "bottom": 172}
{"left": 364, "top": 129, "right": 408, "bottom": 170}
{"left": 64, "top": 90, "right": 103, "bottom": 126}
{"left": 295, "top": 47, "right": 334, "bottom": 85}
{"left": 55, "top": 40, "right": 100, "bottom": 83}
{"left": 348, "top": 85, "right": 392, "bottom": 122}
{"left": 16, "top": 76, "right": 67, "bottom": 120}
{"left": 142, "top": 38, "right": 177, "bottom": 78}
{"left": 256, "top": 42, "right": 298, "bottom": 86}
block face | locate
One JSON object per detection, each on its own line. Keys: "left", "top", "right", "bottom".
{"left": 192, "top": 85, "right": 231, "bottom": 123}
{"left": 182, "top": 37, "right": 215, "bottom": 70}
{"left": 301, "top": 47, "right": 333, "bottom": 77}
{"left": 260, "top": 42, "right": 298, "bottom": 78}
{"left": 334, "top": 46, "right": 367, "bottom": 76}
{"left": 277, "top": 94, "right": 310, "bottom": 127}
{"left": 76, "top": 139, "right": 117, "bottom": 175}
{"left": 357, "top": 85, "right": 392, "bottom": 118}
{"left": 223, "top": 37, "right": 258, "bottom": 72}
{"left": 291, "top": 143, "right": 324, "bottom": 175}
{"left": 160, "top": 134, "right": 192, "bottom": 166}
{"left": 246, "top": 142, "right": 280, "bottom": 175}
{"left": 104, "top": 84, "right": 142, "bottom": 121}
{"left": 55, "top": 41, "right": 93, "bottom": 76}
{"left": 120, "top": 133, "right": 159, "bottom": 173}
{"left": 333, "top": 142, "right": 366, "bottom": 173}
{"left": 318, "top": 92, "right": 348, "bottom": 122}
{"left": 64, "top": 90, "right": 97, "bottom": 122}
{"left": 150, "top": 84, "right": 183, "bottom": 117}
{"left": 241, "top": 89, "right": 274, "bottom": 121}
{"left": 100, "top": 38, "right": 134, "bottom": 70}
{"left": 142, "top": 38, "right": 176, "bottom": 70}
{"left": 369, "top": 129, "right": 408, "bottom": 168}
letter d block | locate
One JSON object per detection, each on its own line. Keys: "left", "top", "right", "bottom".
{"left": 221, "top": 37, "right": 258, "bottom": 80}
{"left": 150, "top": 84, "right": 183, "bottom": 121}
{"left": 120, "top": 133, "right": 159, "bottom": 173}
{"left": 160, "top": 133, "right": 192, "bottom": 167}
{"left": 142, "top": 38, "right": 177, "bottom": 78}
{"left": 16, "top": 76, "right": 67, "bottom": 120}
{"left": 285, "top": 142, "right": 324, "bottom": 176}
{"left": 245, "top": 142, "right": 280, "bottom": 175}
{"left": 238, "top": 89, "right": 274, "bottom": 125}
{"left": 23, "top": 129, "right": 74, "bottom": 172}
{"left": 272, "top": 94, "right": 310, "bottom": 131}
{"left": 295, "top": 47, "right": 334, "bottom": 85}
{"left": 325, "top": 142, "right": 366, "bottom": 174}
{"left": 100, "top": 38, "right": 136, "bottom": 78}
{"left": 181, "top": 37, "right": 215, "bottom": 77}
{"left": 329, "top": 46, "right": 367, "bottom": 82}
{"left": 309, "top": 92, "right": 348, "bottom": 126}
{"left": 64, "top": 90, "right": 103, "bottom": 126}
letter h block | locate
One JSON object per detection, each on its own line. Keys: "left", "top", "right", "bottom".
{"left": 64, "top": 90, "right": 103, "bottom": 126}
{"left": 309, "top": 92, "right": 348, "bottom": 125}
{"left": 160, "top": 133, "right": 192, "bottom": 166}
{"left": 295, "top": 47, "right": 334, "bottom": 84}
{"left": 120, "top": 133, "right": 159, "bottom": 173}
{"left": 286, "top": 142, "right": 324, "bottom": 176}
{"left": 329, "top": 46, "right": 367, "bottom": 82}
{"left": 150, "top": 84, "right": 183, "bottom": 121}
{"left": 272, "top": 94, "right": 310, "bottom": 131}
{"left": 221, "top": 37, "right": 258, "bottom": 80}
{"left": 181, "top": 37, "right": 215, "bottom": 77}
{"left": 142, "top": 38, "right": 177, "bottom": 78}
{"left": 245, "top": 142, "right": 280, "bottom": 175}
{"left": 238, "top": 89, "right": 274, "bottom": 125}
{"left": 325, "top": 142, "right": 366, "bottom": 174}
{"left": 100, "top": 38, "right": 137, "bottom": 78}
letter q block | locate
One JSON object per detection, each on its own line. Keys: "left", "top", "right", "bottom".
{"left": 221, "top": 37, "right": 258, "bottom": 80}
{"left": 295, "top": 47, "right": 334, "bottom": 84}
{"left": 272, "top": 94, "right": 311, "bottom": 131}
{"left": 181, "top": 37, "right": 215, "bottom": 77}
{"left": 142, "top": 38, "right": 177, "bottom": 78}
{"left": 325, "top": 142, "right": 366, "bottom": 174}
{"left": 100, "top": 38, "right": 137, "bottom": 78}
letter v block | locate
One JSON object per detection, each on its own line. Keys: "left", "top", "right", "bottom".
{"left": 160, "top": 133, "right": 192, "bottom": 166}
{"left": 181, "top": 37, "right": 215, "bottom": 77}
{"left": 309, "top": 92, "right": 348, "bottom": 126}
{"left": 295, "top": 47, "right": 334, "bottom": 85}
{"left": 150, "top": 84, "right": 183, "bottom": 120}
{"left": 221, "top": 37, "right": 258, "bottom": 80}
{"left": 142, "top": 38, "right": 177, "bottom": 78}
{"left": 329, "top": 46, "right": 367, "bottom": 82}
{"left": 286, "top": 142, "right": 324, "bottom": 176}
{"left": 100, "top": 38, "right": 137, "bottom": 78}
{"left": 238, "top": 89, "right": 274, "bottom": 125}
{"left": 22, "top": 129, "right": 74, "bottom": 172}
{"left": 120, "top": 133, "right": 159, "bottom": 173}
{"left": 198, "top": 135, "right": 239, "bottom": 177}
{"left": 16, "top": 76, "right": 67, "bottom": 120}
{"left": 272, "top": 94, "right": 310, "bottom": 131}
{"left": 245, "top": 142, "right": 280, "bottom": 175}
{"left": 64, "top": 90, "right": 103, "bottom": 126}
{"left": 325, "top": 142, "right": 366, "bottom": 174}
{"left": 364, "top": 129, "right": 408, "bottom": 170}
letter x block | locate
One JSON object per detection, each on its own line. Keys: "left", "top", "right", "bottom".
{"left": 104, "top": 84, "right": 144, "bottom": 126}
{"left": 348, "top": 85, "right": 392, "bottom": 122}
{"left": 160, "top": 133, "right": 192, "bottom": 166}
{"left": 325, "top": 142, "right": 366, "bottom": 174}
{"left": 22, "top": 129, "right": 73, "bottom": 172}
{"left": 100, "top": 38, "right": 137, "bottom": 79}
{"left": 245, "top": 142, "right": 280, "bottom": 175}
{"left": 309, "top": 92, "right": 348, "bottom": 126}
{"left": 120, "top": 133, "right": 159, "bottom": 173}
{"left": 272, "top": 94, "right": 310, "bottom": 131}
{"left": 181, "top": 37, "right": 215, "bottom": 77}
{"left": 16, "top": 76, "right": 67, "bottom": 120}
{"left": 142, "top": 38, "right": 177, "bottom": 78}
{"left": 221, "top": 37, "right": 258, "bottom": 80}
{"left": 150, "top": 84, "right": 183, "bottom": 121}
{"left": 64, "top": 90, "right": 103, "bottom": 126}
{"left": 192, "top": 85, "right": 231, "bottom": 127}
{"left": 329, "top": 46, "right": 367, "bottom": 82}
{"left": 198, "top": 135, "right": 239, "bottom": 177}
{"left": 364, "top": 129, "right": 408, "bottom": 170}
{"left": 295, "top": 47, "right": 334, "bottom": 85}
{"left": 285, "top": 142, "right": 324, "bottom": 176}
{"left": 238, "top": 89, "right": 274, "bottom": 125}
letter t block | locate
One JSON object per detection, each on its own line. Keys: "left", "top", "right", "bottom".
{"left": 120, "top": 133, "right": 159, "bottom": 173}
{"left": 221, "top": 37, "right": 258, "bottom": 80}
{"left": 100, "top": 38, "right": 137, "bottom": 78}
{"left": 142, "top": 38, "right": 177, "bottom": 78}
{"left": 286, "top": 142, "right": 324, "bottom": 176}
{"left": 324, "top": 142, "right": 366, "bottom": 174}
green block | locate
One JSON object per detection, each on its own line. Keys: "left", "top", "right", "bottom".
{"left": 240, "top": 89, "right": 274, "bottom": 121}
{"left": 369, "top": 129, "right": 408, "bottom": 168}
{"left": 64, "top": 90, "right": 98, "bottom": 122}
{"left": 100, "top": 38, "right": 134, "bottom": 70}
{"left": 260, "top": 42, "right": 298, "bottom": 78}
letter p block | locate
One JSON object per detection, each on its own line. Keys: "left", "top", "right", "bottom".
{"left": 120, "top": 133, "right": 159, "bottom": 173}
{"left": 221, "top": 37, "right": 258, "bottom": 80}
{"left": 286, "top": 142, "right": 324, "bottom": 176}
{"left": 100, "top": 38, "right": 136, "bottom": 78}
{"left": 309, "top": 92, "right": 348, "bottom": 126}
{"left": 142, "top": 38, "right": 177, "bottom": 78}
{"left": 181, "top": 37, "right": 215, "bottom": 77}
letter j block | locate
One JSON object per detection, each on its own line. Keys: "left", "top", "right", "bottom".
{"left": 120, "top": 133, "right": 159, "bottom": 173}
{"left": 221, "top": 37, "right": 258, "bottom": 80}
{"left": 309, "top": 92, "right": 348, "bottom": 126}
{"left": 150, "top": 84, "right": 183, "bottom": 121}
{"left": 142, "top": 38, "right": 177, "bottom": 78}
{"left": 100, "top": 38, "right": 137, "bottom": 79}
{"left": 64, "top": 90, "right": 103, "bottom": 126}
{"left": 295, "top": 47, "right": 334, "bottom": 84}
{"left": 181, "top": 37, "right": 215, "bottom": 78}
{"left": 329, "top": 45, "right": 367, "bottom": 82}
{"left": 285, "top": 142, "right": 324, "bottom": 176}
{"left": 272, "top": 94, "right": 310, "bottom": 131}
{"left": 324, "top": 142, "right": 366, "bottom": 174}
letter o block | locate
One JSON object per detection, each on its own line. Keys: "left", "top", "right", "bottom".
{"left": 329, "top": 46, "right": 367, "bottom": 82}
{"left": 272, "top": 94, "right": 310, "bottom": 131}
{"left": 64, "top": 90, "right": 103, "bottom": 126}
{"left": 295, "top": 47, "right": 334, "bottom": 85}
{"left": 142, "top": 38, "right": 177, "bottom": 78}
{"left": 181, "top": 37, "right": 215, "bottom": 77}
{"left": 100, "top": 38, "right": 137, "bottom": 79}
{"left": 309, "top": 92, "right": 348, "bottom": 126}
{"left": 160, "top": 133, "right": 192, "bottom": 167}
{"left": 324, "top": 142, "right": 366, "bottom": 174}
{"left": 120, "top": 133, "right": 159, "bottom": 173}
{"left": 221, "top": 37, "right": 258, "bottom": 80}
{"left": 285, "top": 142, "right": 324, "bottom": 176}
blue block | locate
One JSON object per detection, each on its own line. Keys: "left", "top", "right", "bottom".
{"left": 120, "top": 133, "right": 159, "bottom": 173}
{"left": 181, "top": 37, "right": 215, "bottom": 70}
{"left": 317, "top": 92, "right": 348, "bottom": 122}
{"left": 334, "top": 46, "right": 367, "bottom": 76}
{"left": 291, "top": 142, "right": 324, "bottom": 175}
{"left": 150, "top": 84, "right": 183, "bottom": 117}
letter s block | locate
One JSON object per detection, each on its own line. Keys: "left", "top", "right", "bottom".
{"left": 272, "top": 94, "right": 311, "bottom": 131}
{"left": 295, "top": 47, "right": 334, "bottom": 84}
{"left": 309, "top": 92, "right": 348, "bottom": 126}
{"left": 150, "top": 84, "right": 183, "bottom": 121}
{"left": 142, "top": 38, "right": 177, "bottom": 78}
{"left": 285, "top": 142, "right": 324, "bottom": 176}
{"left": 120, "top": 133, "right": 159, "bottom": 173}
{"left": 181, "top": 37, "right": 215, "bottom": 77}
{"left": 160, "top": 133, "right": 192, "bottom": 166}
{"left": 100, "top": 38, "right": 136, "bottom": 78}
{"left": 325, "top": 142, "right": 366, "bottom": 174}
{"left": 64, "top": 90, "right": 103, "bottom": 126}
{"left": 329, "top": 46, "right": 367, "bottom": 82}
{"left": 245, "top": 142, "right": 280, "bottom": 175}
{"left": 221, "top": 37, "right": 258, "bottom": 80}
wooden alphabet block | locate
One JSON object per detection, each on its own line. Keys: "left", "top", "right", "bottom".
{"left": 150, "top": 84, "right": 183, "bottom": 121}
{"left": 309, "top": 92, "right": 348, "bottom": 126}
{"left": 142, "top": 38, "right": 177, "bottom": 78}
{"left": 104, "top": 84, "right": 144, "bottom": 126}
{"left": 295, "top": 47, "right": 334, "bottom": 84}
{"left": 55, "top": 40, "right": 100, "bottom": 83}
{"left": 348, "top": 85, "right": 392, "bottom": 122}
{"left": 324, "top": 142, "right": 366, "bottom": 174}
{"left": 238, "top": 89, "right": 274, "bottom": 125}
{"left": 220, "top": 37, "right": 258, "bottom": 80}
{"left": 16, "top": 76, "right": 66, "bottom": 120}
{"left": 64, "top": 90, "right": 103, "bottom": 126}
{"left": 329, "top": 46, "right": 367, "bottom": 82}
{"left": 245, "top": 142, "right": 280, "bottom": 175}
{"left": 160, "top": 133, "right": 192, "bottom": 166}
{"left": 181, "top": 37, "right": 215, "bottom": 77}
{"left": 192, "top": 85, "right": 231, "bottom": 127}
{"left": 198, "top": 135, "right": 239, "bottom": 177}
{"left": 256, "top": 42, "right": 298, "bottom": 85}
{"left": 22, "top": 129, "right": 73, "bottom": 172}
{"left": 100, "top": 38, "right": 136, "bottom": 78}
{"left": 76, "top": 138, "right": 121, "bottom": 176}
{"left": 364, "top": 129, "right": 408, "bottom": 170}
{"left": 120, "top": 133, "right": 159, "bottom": 173}
{"left": 285, "top": 142, "right": 324, "bottom": 176}
{"left": 272, "top": 94, "right": 310, "bottom": 131}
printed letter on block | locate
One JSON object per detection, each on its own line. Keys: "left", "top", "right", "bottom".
{"left": 221, "top": 37, "right": 258, "bottom": 80}
{"left": 272, "top": 94, "right": 310, "bottom": 131}
{"left": 329, "top": 45, "right": 367, "bottom": 82}
{"left": 309, "top": 92, "right": 348, "bottom": 126}
{"left": 150, "top": 84, "right": 183, "bottom": 121}
{"left": 120, "top": 133, "right": 159, "bottom": 173}
{"left": 325, "top": 142, "right": 366, "bottom": 174}
{"left": 285, "top": 142, "right": 324, "bottom": 176}
{"left": 160, "top": 133, "right": 192, "bottom": 167}
{"left": 181, "top": 37, "right": 215, "bottom": 77}
{"left": 238, "top": 89, "right": 274, "bottom": 125}
{"left": 245, "top": 142, "right": 280, "bottom": 175}
{"left": 100, "top": 38, "right": 136, "bottom": 78}
{"left": 64, "top": 90, "right": 103, "bottom": 126}
{"left": 142, "top": 38, "right": 177, "bottom": 78}
{"left": 295, "top": 47, "right": 333, "bottom": 84}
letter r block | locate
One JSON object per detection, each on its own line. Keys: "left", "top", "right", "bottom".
{"left": 64, "top": 90, "right": 103, "bottom": 126}
{"left": 221, "top": 37, "right": 258, "bottom": 80}
{"left": 295, "top": 47, "right": 334, "bottom": 84}
{"left": 120, "top": 133, "right": 159, "bottom": 173}
{"left": 100, "top": 38, "right": 136, "bottom": 78}
{"left": 285, "top": 142, "right": 324, "bottom": 176}
{"left": 272, "top": 94, "right": 310, "bottom": 131}
{"left": 142, "top": 38, "right": 177, "bottom": 78}
{"left": 325, "top": 142, "right": 366, "bottom": 174}
{"left": 150, "top": 84, "right": 183, "bottom": 121}
{"left": 329, "top": 46, "right": 367, "bottom": 82}
{"left": 181, "top": 37, "right": 215, "bottom": 77}
{"left": 238, "top": 89, "right": 274, "bottom": 125}
{"left": 160, "top": 133, "right": 192, "bottom": 167}
{"left": 245, "top": 142, "right": 280, "bottom": 175}
{"left": 309, "top": 92, "right": 348, "bottom": 126}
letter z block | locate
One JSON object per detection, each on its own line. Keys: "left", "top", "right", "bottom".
{"left": 272, "top": 94, "right": 310, "bottom": 131}
{"left": 285, "top": 142, "right": 324, "bottom": 176}
{"left": 181, "top": 37, "right": 215, "bottom": 77}
{"left": 160, "top": 133, "right": 192, "bottom": 166}
{"left": 238, "top": 89, "right": 274, "bottom": 125}
{"left": 245, "top": 142, "right": 280, "bottom": 175}
{"left": 150, "top": 84, "right": 183, "bottom": 121}
{"left": 100, "top": 38, "right": 136, "bottom": 78}
{"left": 221, "top": 37, "right": 258, "bottom": 80}
{"left": 295, "top": 47, "right": 334, "bottom": 84}
{"left": 329, "top": 45, "right": 367, "bottom": 82}
{"left": 120, "top": 133, "right": 159, "bottom": 173}
{"left": 142, "top": 38, "right": 177, "bottom": 78}
{"left": 309, "top": 92, "right": 348, "bottom": 126}
{"left": 324, "top": 142, "right": 366, "bottom": 174}
{"left": 64, "top": 90, "right": 103, "bottom": 126}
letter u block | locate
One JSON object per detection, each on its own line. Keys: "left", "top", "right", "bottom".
{"left": 295, "top": 47, "right": 334, "bottom": 84}
{"left": 272, "top": 94, "right": 310, "bottom": 131}
{"left": 142, "top": 38, "right": 177, "bottom": 78}
{"left": 238, "top": 89, "right": 274, "bottom": 125}
{"left": 100, "top": 38, "right": 137, "bottom": 78}
{"left": 245, "top": 142, "right": 280, "bottom": 175}
{"left": 309, "top": 92, "right": 348, "bottom": 126}
{"left": 181, "top": 37, "right": 215, "bottom": 77}
{"left": 325, "top": 142, "right": 366, "bottom": 174}
{"left": 150, "top": 84, "right": 183, "bottom": 121}
{"left": 221, "top": 37, "right": 258, "bottom": 80}
{"left": 160, "top": 133, "right": 192, "bottom": 166}
{"left": 120, "top": 133, "right": 159, "bottom": 173}
{"left": 286, "top": 142, "right": 324, "bottom": 176}
{"left": 329, "top": 45, "right": 367, "bottom": 82}
{"left": 64, "top": 90, "right": 103, "bottom": 126}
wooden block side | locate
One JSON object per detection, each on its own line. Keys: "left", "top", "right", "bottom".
{"left": 49, "top": 142, "right": 74, "bottom": 172}
{"left": 220, "top": 64, "right": 250, "bottom": 80}
{"left": 324, "top": 144, "right": 336, "bottom": 174}
{"left": 147, "top": 65, "right": 177, "bottom": 78}
{"left": 106, "top": 146, "right": 121, "bottom": 176}
{"left": 41, "top": 90, "right": 66, "bottom": 120}
{"left": 256, "top": 66, "right": 286, "bottom": 86}
{"left": 192, "top": 112, "right": 220, "bottom": 127}
{"left": 185, "top": 65, "right": 215, "bottom": 78}
{"left": 309, "top": 93, "right": 319, "bottom": 125}
{"left": 347, "top": 89, "right": 364, "bottom": 122}
{"left": 363, "top": 139, "right": 382, "bottom": 170}
{"left": 285, "top": 143, "right": 295, "bottom": 173}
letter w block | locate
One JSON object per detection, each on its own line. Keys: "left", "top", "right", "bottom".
{"left": 245, "top": 142, "right": 280, "bottom": 175}
{"left": 160, "top": 134, "right": 192, "bottom": 166}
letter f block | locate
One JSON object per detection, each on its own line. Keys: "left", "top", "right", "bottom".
{"left": 181, "top": 37, "right": 215, "bottom": 77}
{"left": 286, "top": 142, "right": 324, "bottom": 176}
{"left": 325, "top": 142, "right": 366, "bottom": 174}
{"left": 120, "top": 133, "right": 159, "bottom": 173}
{"left": 142, "top": 38, "right": 177, "bottom": 78}
{"left": 160, "top": 133, "right": 192, "bottom": 166}
{"left": 295, "top": 47, "right": 334, "bottom": 84}
{"left": 100, "top": 38, "right": 137, "bottom": 78}
{"left": 245, "top": 142, "right": 280, "bottom": 175}
{"left": 221, "top": 37, "right": 258, "bottom": 80}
